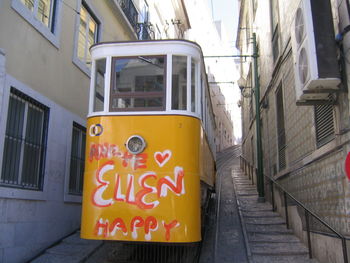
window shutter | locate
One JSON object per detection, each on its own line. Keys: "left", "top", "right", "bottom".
{"left": 276, "top": 85, "right": 286, "bottom": 170}
{"left": 314, "top": 104, "right": 334, "bottom": 147}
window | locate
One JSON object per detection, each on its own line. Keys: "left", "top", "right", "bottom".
{"left": 12, "top": 0, "right": 61, "bottom": 46}
{"left": 1, "top": 88, "right": 49, "bottom": 190}
{"left": 247, "top": 68, "right": 254, "bottom": 122}
{"left": 68, "top": 123, "right": 86, "bottom": 195}
{"left": 253, "top": 0, "right": 258, "bottom": 18}
{"left": 156, "top": 25, "right": 162, "bottom": 39}
{"left": 19, "top": 0, "right": 57, "bottom": 30}
{"left": 270, "top": 0, "right": 280, "bottom": 62}
{"left": 93, "top": 58, "right": 106, "bottom": 112}
{"left": 77, "top": 2, "right": 99, "bottom": 68}
{"left": 172, "top": 56, "right": 187, "bottom": 110}
{"left": 191, "top": 59, "right": 196, "bottom": 112}
{"left": 137, "top": 0, "right": 151, "bottom": 40}
{"left": 110, "top": 56, "right": 166, "bottom": 111}
{"left": 314, "top": 103, "right": 335, "bottom": 148}
{"left": 276, "top": 85, "right": 286, "bottom": 170}
{"left": 118, "top": 0, "right": 138, "bottom": 31}
{"left": 245, "top": 14, "right": 250, "bottom": 48}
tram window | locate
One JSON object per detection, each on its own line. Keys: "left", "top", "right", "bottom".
{"left": 93, "top": 58, "right": 106, "bottom": 112}
{"left": 172, "top": 56, "right": 187, "bottom": 110}
{"left": 191, "top": 59, "right": 196, "bottom": 112}
{"left": 110, "top": 56, "right": 165, "bottom": 111}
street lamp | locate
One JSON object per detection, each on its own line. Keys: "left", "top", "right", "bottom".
{"left": 237, "top": 76, "right": 253, "bottom": 98}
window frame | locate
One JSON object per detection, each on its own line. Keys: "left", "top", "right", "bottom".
{"left": 11, "top": 0, "right": 62, "bottom": 48}
{"left": 172, "top": 55, "right": 188, "bottom": 111}
{"left": 68, "top": 122, "right": 86, "bottom": 196}
{"left": 275, "top": 83, "right": 287, "bottom": 171}
{"left": 72, "top": 0, "right": 102, "bottom": 76}
{"left": 109, "top": 55, "right": 167, "bottom": 112}
{"left": 0, "top": 87, "right": 49, "bottom": 191}
{"left": 270, "top": 0, "right": 280, "bottom": 63}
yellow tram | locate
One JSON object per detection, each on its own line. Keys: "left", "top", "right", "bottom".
{"left": 81, "top": 40, "right": 216, "bottom": 244}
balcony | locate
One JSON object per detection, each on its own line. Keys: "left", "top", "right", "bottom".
{"left": 118, "top": 0, "right": 138, "bottom": 32}
{"left": 137, "top": 22, "right": 154, "bottom": 40}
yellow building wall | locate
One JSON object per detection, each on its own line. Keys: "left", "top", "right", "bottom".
{"left": 0, "top": 0, "right": 134, "bottom": 119}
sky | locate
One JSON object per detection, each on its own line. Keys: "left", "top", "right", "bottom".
{"left": 208, "top": 0, "right": 239, "bottom": 52}
{"left": 207, "top": 0, "right": 242, "bottom": 141}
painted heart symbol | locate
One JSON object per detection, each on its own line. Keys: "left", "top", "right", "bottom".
{"left": 154, "top": 150, "right": 172, "bottom": 167}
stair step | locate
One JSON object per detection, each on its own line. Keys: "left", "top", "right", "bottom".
{"left": 245, "top": 217, "right": 286, "bottom": 225}
{"left": 246, "top": 224, "right": 293, "bottom": 234}
{"left": 239, "top": 204, "right": 274, "bottom": 212}
{"left": 249, "top": 233, "right": 300, "bottom": 243}
{"left": 251, "top": 242, "right": 308, "bottom": 256}
{"left": 243, "top": 211, "right": 280, "bottom": 218}
{"left": 251, "top": 255, "right": 317, "bottom": 263}
{"left": 235, "top": 185, "right": 256, "bottom": 189}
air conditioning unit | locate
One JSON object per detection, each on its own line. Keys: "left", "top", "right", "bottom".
{"left": 291, "top": 0, "right": 340, "bottom": 103}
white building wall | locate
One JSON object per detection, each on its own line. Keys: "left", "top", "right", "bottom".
{"left": 184, "top": 1, "right": 237, "bottom": 151}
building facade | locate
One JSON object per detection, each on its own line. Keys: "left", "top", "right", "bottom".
{"left": 184, "top": 1, "right": 236, "bottom": 152}
{"left": 237, "top": 0, "right": 350, "bottom": 262}
{"left": 0, "top": 0, "right": 189, "bottom": 262}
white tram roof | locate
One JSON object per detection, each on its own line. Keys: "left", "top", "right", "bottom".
{"left": 90, "top": 40, "right": 203, "bottom": 60}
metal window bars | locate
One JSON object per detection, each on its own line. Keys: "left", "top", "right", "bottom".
{"left": 1, "top": 87, "right": 49, "bottom": 190}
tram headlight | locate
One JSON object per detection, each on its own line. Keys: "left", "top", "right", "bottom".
{"left": 126, "top": 135, "right": 146, "bottom": 154}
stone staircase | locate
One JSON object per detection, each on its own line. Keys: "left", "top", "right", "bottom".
{"left": 232, "top": 168, "right": 319, "bottom": 263}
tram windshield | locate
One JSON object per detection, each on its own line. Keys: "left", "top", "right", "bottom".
{"left": 90, "top": 42, "right": 202, "bottom": 115}
{"left": 110, "top": 56, "right": 166, "bottom": 111}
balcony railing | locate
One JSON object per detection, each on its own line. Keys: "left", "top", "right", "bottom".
{"left": 118, "top": 0, "right": 138, "bottom": 32}
{"left": 137, "top": 22, "right": 154, "bottom": 40}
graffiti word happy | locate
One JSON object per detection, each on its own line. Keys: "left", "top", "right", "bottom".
{"left": 95, "top": 216, "right": 180, "bottom": 241}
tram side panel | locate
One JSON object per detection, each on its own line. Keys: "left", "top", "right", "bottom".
{"left": 199, "top": 128, "right": 215, "bottom": 187}
{"left": 81, "top": 115, "right": 202, "bottom": 243}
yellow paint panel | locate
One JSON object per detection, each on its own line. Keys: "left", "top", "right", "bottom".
{"left": 81, "top": 115, "right": 202, "bottom": 243}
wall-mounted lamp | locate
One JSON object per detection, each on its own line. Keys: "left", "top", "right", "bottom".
{"left": 237, "top": 77, "right": 253, "bottom": 98}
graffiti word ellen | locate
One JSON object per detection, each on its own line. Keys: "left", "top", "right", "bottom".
{"left": 92, "top": 161, "right": 185, "bottom": 210}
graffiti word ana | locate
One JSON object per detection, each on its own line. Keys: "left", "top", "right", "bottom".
{"left": 95, "top": 216, "right": 179, "bottom": 241}
{"left": 89, "top": 143, "right": 147, "bottom": 170}
{"left": 92, "top": 161, "right": 185, "bottom": 210}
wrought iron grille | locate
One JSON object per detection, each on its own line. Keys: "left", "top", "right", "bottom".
{"left": 137, "top": 22, "right": 154, "bottom": 40}
{"left": 1, "top": 87, "right": 49, "bottom": 190}
{"left": 68, "top": 122, "right": 86, "bottom": 195}
{"left": 118, "top": 0, "right": 138, "bottom": 32}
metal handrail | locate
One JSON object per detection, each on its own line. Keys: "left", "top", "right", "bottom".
{"left": 239, "top": 155, "right": 348, "bottom": 263}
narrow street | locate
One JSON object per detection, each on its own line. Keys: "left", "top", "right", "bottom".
{"left": 30, "top": 145, "right": 320, "bottom": 263}
{"left": 200, "top": 145, "right": 248, "bottom": 263}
